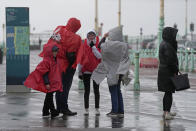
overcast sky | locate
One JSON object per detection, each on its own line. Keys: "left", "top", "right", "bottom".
{"left": 0, "top": 0, "right": 196, "bottom": 41}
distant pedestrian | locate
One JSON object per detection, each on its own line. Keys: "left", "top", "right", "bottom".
{"left": 38, "top": 37, "right": 42, "bottom": 50}
{"left": 92, "top": 26, "right": 130, "bottom": 117}
{"left": 24, "top": 45, "right": 62, "bottom": 118}
{"left": 158, "top": 27, "right": 179, "bottom": 120}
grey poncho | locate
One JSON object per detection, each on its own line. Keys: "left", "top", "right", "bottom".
{"left": 92, "top": 26, "right": 130, "bottom": 86}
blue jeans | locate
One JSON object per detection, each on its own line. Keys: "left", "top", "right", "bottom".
{"left": 56, "top": 68, "right": 76, "bottom": 112}
{"left": 109, "top": 81, "right": 124, "bottom": 113}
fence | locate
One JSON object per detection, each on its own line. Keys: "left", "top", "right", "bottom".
{"left": 129, "top": 49, "right": 196, "bottom": 72}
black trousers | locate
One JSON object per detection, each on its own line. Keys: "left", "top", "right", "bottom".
{"left": 43, "top": 92, "right": 55, "bottom": 113}
{"left": 163, "top": 92, "right": 173, "bottom": 112}
{"left": 56, "top": 68, "right": 76, "bottom": 113}
{"left": 83, "top": 74, "right": 100, "bottom": 109}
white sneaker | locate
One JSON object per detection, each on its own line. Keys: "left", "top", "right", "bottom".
{"left": 106, "top": 112, "right": 118, "bottom": 117}
{"left": 165, "top": 113, "right": 174, "bottom": 120}
{"left": 84, "top": 109, "right": 89, "bottom": 115}
{"left": 95, "top": 108, "right": 100, "bottom": 115}
{"left": 117, "top": 113, "right": 124, "bottom": 118}
{"left": 169, "top": 112, "right": 177, "bottom": 116}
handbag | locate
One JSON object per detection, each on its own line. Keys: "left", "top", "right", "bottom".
{"left": 171, "top": 72, "right": 190, "bottom": 91}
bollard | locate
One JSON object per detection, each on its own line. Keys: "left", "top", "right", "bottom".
{"left": 190, "top": 49, "right": 195, "bottom": 72}
{"left": 184, "top": 49, "right": 189, "bottom": 72}
{"left": 134, "top": 52, "right": 140, "bottom": 91}
{"left": 179, "top": 48, "right": 183, "bottom": 71}
{"left": 78, "top": 80, "right": 84, "bottom": 90}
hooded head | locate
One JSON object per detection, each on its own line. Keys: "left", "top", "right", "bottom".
{"left": 108, "top": 26, "right": 123, "bottom": 42}
{"left": 41, "top": 44, "right": 59, "bottom": 58}
{"left": 87, "top": 30, "right": 96, "bottom": 41}
{"left": 162, "top": 27, "right": 178, "bottom": 43}
{"left": 65, "top": 18, "right": 81, "bottom": 33}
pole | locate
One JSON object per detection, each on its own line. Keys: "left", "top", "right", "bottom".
{"left": 134, "top": 52, "right": 140, "bottom": 91}
{"left": 185, "top": 0, "right": 188, "bottom": 37}
{"left": 191, "top": 32, "right": 193, "bottom": 41}
{"left": 157, "top": 0, "right": 164, "bottom": 57}
{"left": 140, "top": 28, "right": 143, "bottom": 49}
{"left": 2, "top": 24, "right": 5, "bottom": 54}
{"left": 95, "top": 0, "right": 98, "bottom": 34}
{"left": 118, "top": 0, "right": 121, "bottom": 26}
{"left": 179, "top": 48, "right": 183, "bottom": 71}
{"left": 136, "top": 39, "right": 139, "bottom": 51}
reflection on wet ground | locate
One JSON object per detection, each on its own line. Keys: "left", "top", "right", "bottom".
{"left": 0, "top": 90, "right": 196, "bottom": 130}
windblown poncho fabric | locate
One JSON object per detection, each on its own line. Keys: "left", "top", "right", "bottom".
{"left": 92, "top": 26, "right": 130, "bottom": 86}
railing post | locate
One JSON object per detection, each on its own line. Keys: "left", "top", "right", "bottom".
{"left": 179, "top": 48, "right": 183, "bottom": 71}
{"left": 134, "top": 52, "right": 140, "bottom": 91}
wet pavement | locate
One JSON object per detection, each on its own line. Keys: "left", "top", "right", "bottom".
{"left": 0, "top": 50, "right": 196, "bottom": 131}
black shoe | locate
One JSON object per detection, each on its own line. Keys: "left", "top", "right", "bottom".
{"left": 42, "top": 112, "right": 50, "bottom": 118}
{"left": 51, "top": 110, "right": 59, "bottom": 118}
{"left": 63, "top": 109, "right": 77, "bottom": 116}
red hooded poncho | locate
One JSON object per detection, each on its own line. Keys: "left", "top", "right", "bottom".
{"left": 78, "top": 36, "right": 101, "bottom": 73}
{"left": 24, "top": 46, "right": 63, "bottom": 93}
{"left": 39, "top": 18, "right": 82, "bottom": 72}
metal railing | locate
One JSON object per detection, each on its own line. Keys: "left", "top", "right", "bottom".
{"left": 129, "top": 49, "right": 158, "bottom": 65}
{"left": 178, "top": 48, "right": 196, "bottom": 72}
{"left": 129, "top": 48, "right": 196, "bottom": 72}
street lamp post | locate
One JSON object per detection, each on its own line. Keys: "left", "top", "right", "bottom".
{"left": 185, "top": 0, "right": 188, "bottom": 38}
{"left": 140, "top": 27, "right": 143, "bottom": 47}
{"left": 95, "top": 0, "right": 98, "bottom": 34}
{"left": 157, "top": 0, "right": 164, "bottom": 56}
{"left": 118, "top": 0, "right": 121, "bottom": 26}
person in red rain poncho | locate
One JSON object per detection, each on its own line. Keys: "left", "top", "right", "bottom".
{"left": 39, "top": 18, "right": 82, "bottom": 116}
{"left": 24, "top": 45, "right": 62, "bottom": 118}
{"left": 78, "top": 31, "right": 108, "bottom": 115}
